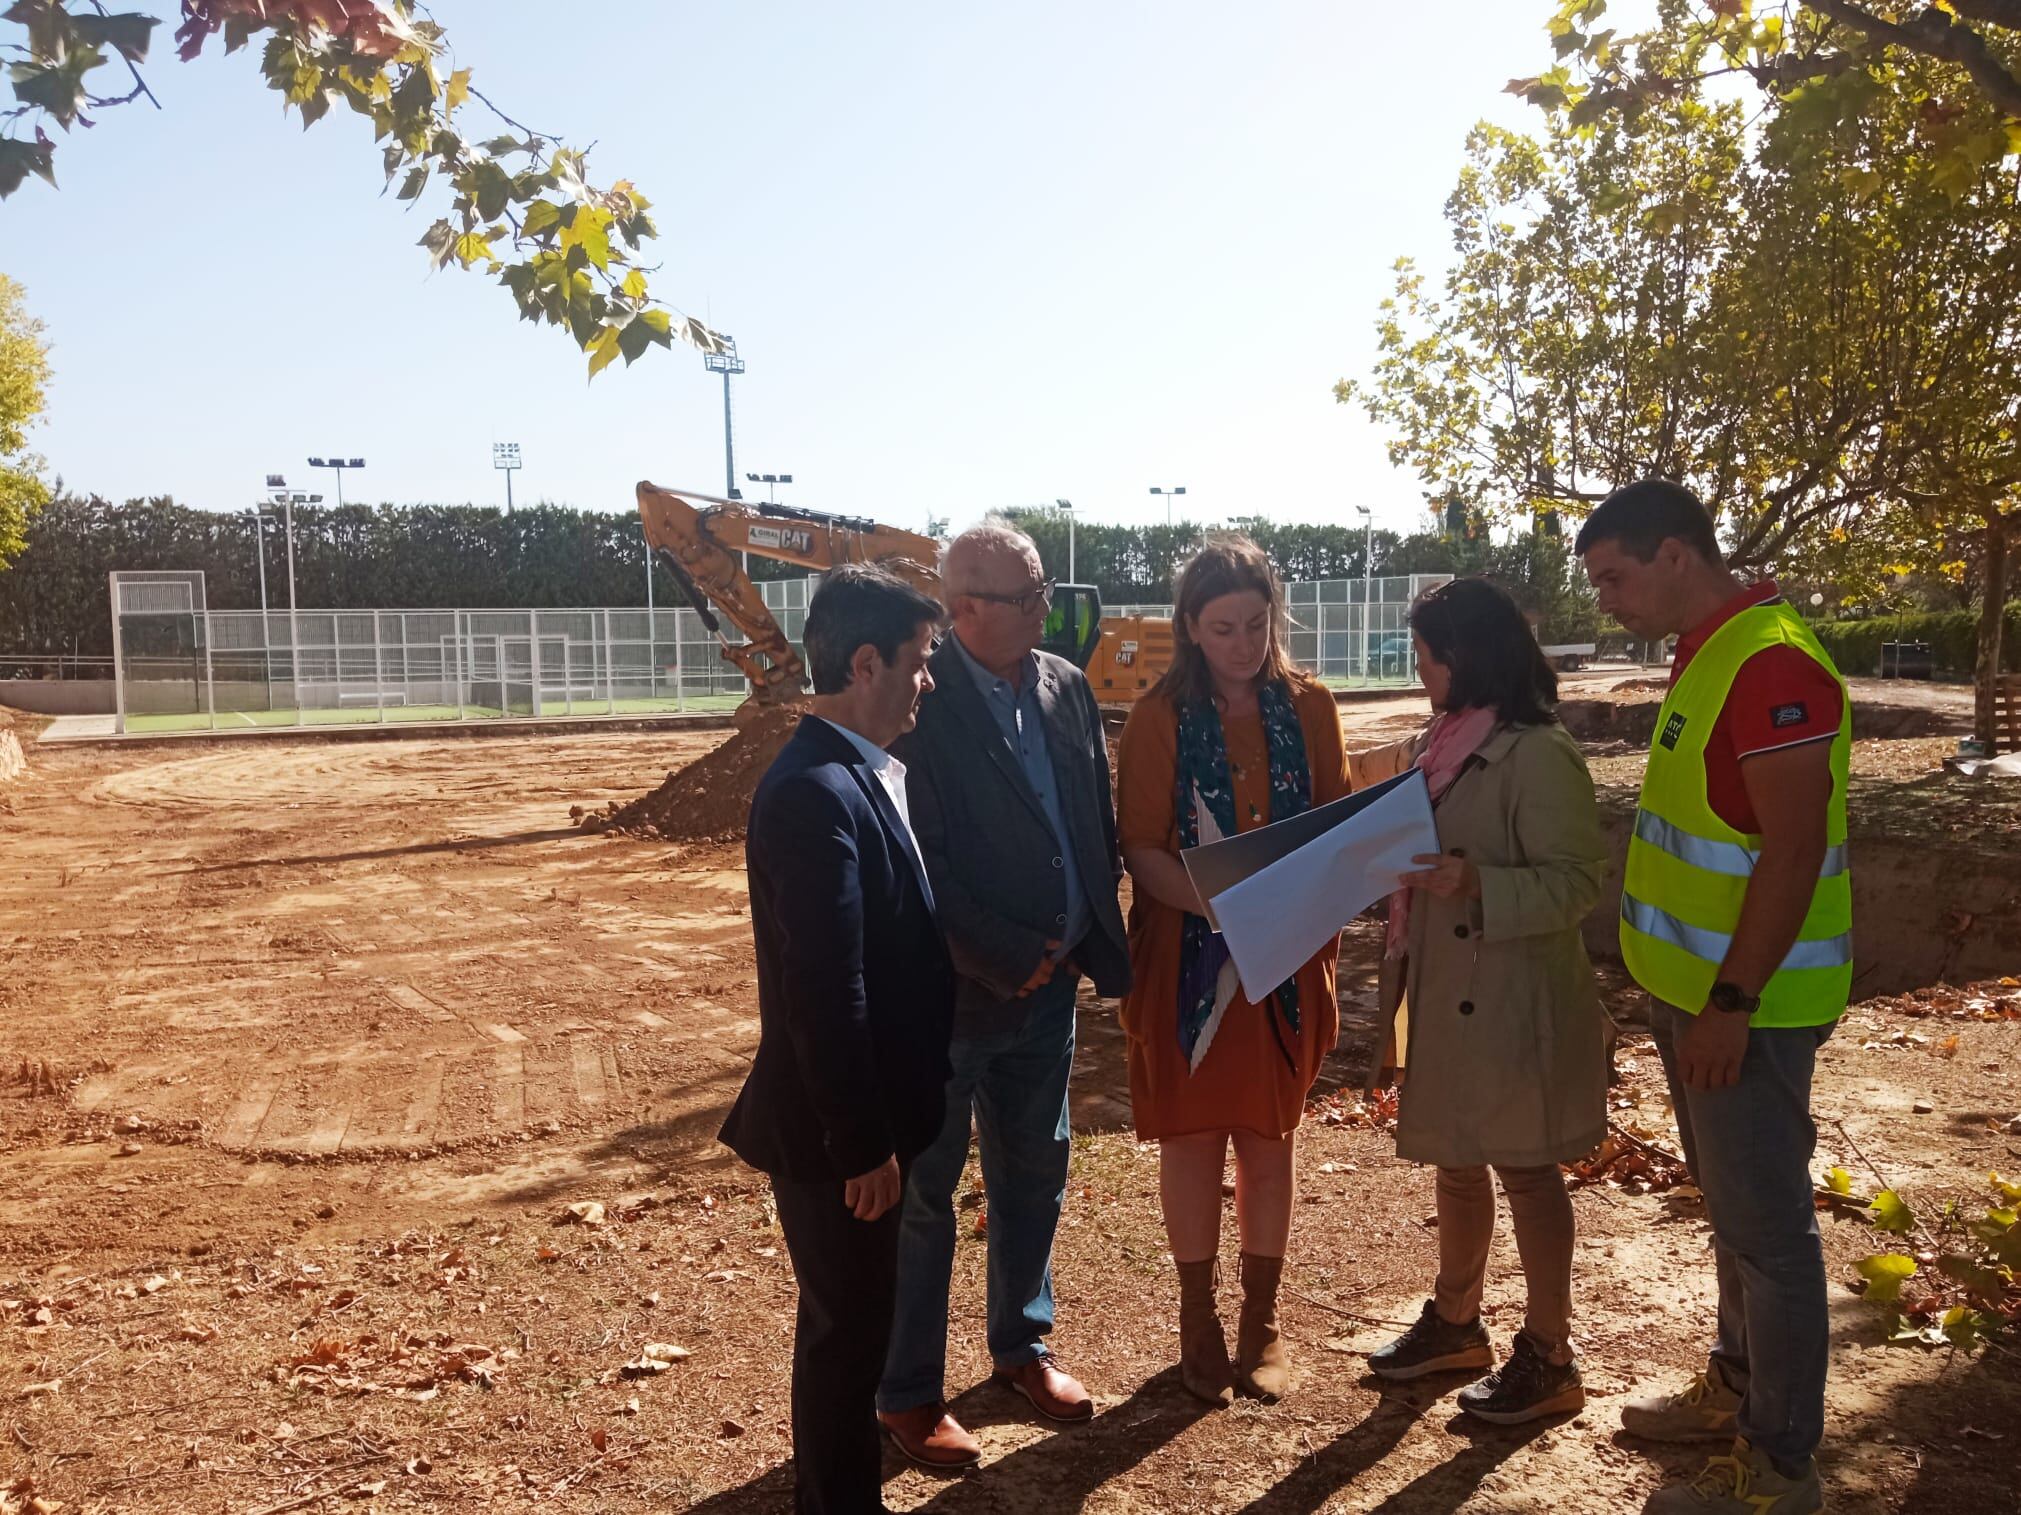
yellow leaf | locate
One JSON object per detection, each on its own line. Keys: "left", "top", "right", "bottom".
{"left": 1993, "top": 1172, "right": 2021, "bottom": 1204}
{"left": 1826, "top": 1166, "right": 1853, "bottom": 1196}
{"left": 586, "top": 326, "right": 622, "bottom": 380}
{"left": 621, "top": 269, "right": 648, "bottom": 300}
{"left": 446, "top": 68, "right": 471, "bottom": 114}
{"left": 1854, "top": 1252, "right": 1917, "bottom": 1303}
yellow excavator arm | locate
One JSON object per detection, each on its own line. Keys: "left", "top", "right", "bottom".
{"left": 635, "top": 480, "right": 1171, "bottom": 708}
{"left": 637, "top": 481, "right": 942, "bottom": 706}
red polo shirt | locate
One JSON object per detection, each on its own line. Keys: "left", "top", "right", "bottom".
{"left": 1671, "top": 580, "right": 1844, "bottom": 834}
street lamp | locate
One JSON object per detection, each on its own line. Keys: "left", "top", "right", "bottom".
{"left": 1356, "top": 505, "right": 1374, "bottom": 683}
{"left": 1149, "top": 485, "right": 1187, "bottom": 527}
{"left": 241, "top": 508, "right": 276, "bottom": 708}
{"left": 306, "top": 455, "right": 366, "bottom": 507}
{"left": 1057, "top": 498, "right": 1075, "bottom": 582}
{"left": 745, "top": 472, "right": 793, "bottom": 505}
{"left": 704, "top": 337, "right": 746, "bottom": 500}
{"left": 266, "top": 475, "right": 323, "bottom": 723}
{"left": 493, "top": 442, "right": 522, "bottom": 511}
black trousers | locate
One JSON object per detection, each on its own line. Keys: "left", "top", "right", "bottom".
{"left": 771, "top": 1170, "right": 904, "bottom": 1515}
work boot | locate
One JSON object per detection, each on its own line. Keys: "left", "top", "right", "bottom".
{"left": 1175, "top": 1257, "right": 1234, "bottom": 1407}
{"left": 1368, "top": 1298, "right": 1493, "bottom": 1381}
{"left": 1234, "top": 1252, "right": 1290, "bottom": 1402}
{"left": 1455, "top": 1331, "right": 1586, "bottom": 1424}
{"left": 1621, "top": 1361, "right": 1744, "bottom": 1443}
{"left": 1644, "top": 1437, "right": 1823, "bottom": 1514}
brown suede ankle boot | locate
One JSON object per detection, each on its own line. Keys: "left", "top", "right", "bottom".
{"left": 1235, "top": 1251, "right": 1289, "bottom": 1402}
{"left": 1175, "top": 1257, "right": 1234, "bottom": 1407}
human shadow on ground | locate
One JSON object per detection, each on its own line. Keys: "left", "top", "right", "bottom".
{"left": 1359, "top": 1410, "right": 1555, "bottom": 1515}
{"left": 179, "top": 825, "right": 587, "bottom": 872}
{"left": 1223, "top": 1385, "right": 1426, "bottom": 1515}
{"left": 675, "top": 1369, "right": 1215, "bottom": 1514}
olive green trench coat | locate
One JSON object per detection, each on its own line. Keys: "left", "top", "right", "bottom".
{"left": 1349, "top": 721, "right": 1608, "bottom": 1169}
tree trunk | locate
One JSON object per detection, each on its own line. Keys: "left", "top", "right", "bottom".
{"left": 1975, "top": 510, "right": 2011, "bottom": 750}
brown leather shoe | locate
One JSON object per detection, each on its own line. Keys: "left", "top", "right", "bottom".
{"left": 993, "top": 1351, "right": 1095, "bottom": 1423}
{"left": 876, "top": 1403, "right": 981, "bottom": 1467}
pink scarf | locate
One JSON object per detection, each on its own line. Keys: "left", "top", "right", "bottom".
{"left": 1384, "top": 705, "right": 1499, "bottom": 961}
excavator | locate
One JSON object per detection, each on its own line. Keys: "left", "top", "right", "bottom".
{"left": 635, "top": 481, "right": 1173, "bottom": 711}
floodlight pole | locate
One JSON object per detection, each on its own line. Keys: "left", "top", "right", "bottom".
{"left": 1356, "top": 505, "right": 1374, "bottom": 683}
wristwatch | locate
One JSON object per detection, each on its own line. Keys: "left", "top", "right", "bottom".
{"left": 1708, "top": 981, "right": 1760, "bottom": 1016}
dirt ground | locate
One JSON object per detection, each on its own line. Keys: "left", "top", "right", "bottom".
{"left": 2, "top": 700, "right": 2019, "bottom": 1513}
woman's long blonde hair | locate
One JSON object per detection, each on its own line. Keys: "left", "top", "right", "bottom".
{"left": 1152, "top": 533, "right": 1309, "bottom": 707}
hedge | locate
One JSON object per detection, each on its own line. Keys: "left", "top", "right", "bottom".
{"left": 1811, "top": 604, "right": 2021, "bottom": 679}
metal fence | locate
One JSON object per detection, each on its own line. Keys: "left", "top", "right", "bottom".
{"left": 108, "top": 570, "right": 1441, "bottom": 734}
{"left": 1286, "top": 575, "right": 1450, "bottom": 684}
{"left": 110, "top": 572, "right": 812, "bottom": 734}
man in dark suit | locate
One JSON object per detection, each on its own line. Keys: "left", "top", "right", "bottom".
{"left": 719, "top": 564, "right": 954, "bottom": 1515}
{"left": 875, "top": 524, "right": 1132, "bottom": 1466}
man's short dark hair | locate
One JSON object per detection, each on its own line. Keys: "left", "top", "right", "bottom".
{"left": 803, "top": 564, "right": 943, "bottom": 695}
{"left": 1574, "top": 478, "right": 1723, "bottom": 565}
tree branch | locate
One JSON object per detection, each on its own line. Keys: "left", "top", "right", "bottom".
{"left": 84, "top": 0, "right": 160, "bottom": 111}
{"left": 1808, "top": 0, "right": 2021, "bottom": 118}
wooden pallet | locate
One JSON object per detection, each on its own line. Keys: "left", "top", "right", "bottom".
{"left": 1998, "top": 674, "right": 2021, "bottom": 754}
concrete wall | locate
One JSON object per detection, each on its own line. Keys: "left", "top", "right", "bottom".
{"left": 0, "top": 679, "right": 115, "bottom": 715}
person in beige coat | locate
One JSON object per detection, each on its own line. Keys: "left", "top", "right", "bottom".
{"left": 1351, "top": 577, "right": 1608, "bottom": 1426}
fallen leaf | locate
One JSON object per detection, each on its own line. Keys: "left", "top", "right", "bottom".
{"left": 346, "top": 1480, "right": 386, "bottom": 1499}
{"left": 563, "top": 1202, "right": 606, "bottom": 1227}
{"left": 404, "top": 1455, "right": 433, "bottom": 1475}
{"left": 590, "top": 1426, "right": 608, "bottom": 1452}
{"left": 18, "top": 1380, "right": 60, "bottom": 1397}
{"left": 721, "top": 1418, "right": 745, "bottom": 1438}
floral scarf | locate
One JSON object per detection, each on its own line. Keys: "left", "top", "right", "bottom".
{"left": 1174, "top": 680, "right": 1311, "bottom": 1073}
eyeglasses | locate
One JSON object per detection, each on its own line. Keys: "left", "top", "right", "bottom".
{"left": 962, "top": 578, "right": 1054, "bottom": 615}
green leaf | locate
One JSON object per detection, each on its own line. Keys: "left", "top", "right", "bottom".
{"left": 1937, "top": 1305, "right": 1988, "bottom": 1351}
{"left": 1869, "top": 1189, "right": 1916, "bottom": 1234}
{"left": 558, "top": 208, "right": 613, "bottom": 272}
{"left": 1935, "top": 1253, "right": 2011, "bottom": 1306}
{"left": 1854, "top": 1252, "right": 1917, "bottom": 1304}
{"left": 9, "top": 44, "right": 105, "bottom": 130}
{"left": 0, "top": 134, "right": 56, "bottom": 197}
{"left": 521, "top": 199, "right": 564, "bottom": 240}
{"left": 396, "top": 165, "right": 429, "bottom": 201}
{"left": 616, "top": 315, "right": 656, "bottom": 365}
{"left": 69, "top": 10, "right": 156, "bottom": 65}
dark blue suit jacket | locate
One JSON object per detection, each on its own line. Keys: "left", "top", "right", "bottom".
{"left": 719, "top": 715, "right": 956, "bottom": 1182}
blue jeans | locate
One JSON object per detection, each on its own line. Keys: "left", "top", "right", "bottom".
{"left": 878, "top": 975, "right": 1076, "bottom": 1413}
{"left": 1649, "top": 1000, "right": 1836, "bottom": 1471}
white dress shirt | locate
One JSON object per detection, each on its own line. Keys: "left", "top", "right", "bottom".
{"left": 813, "top": 716, "right": 931, "bottom": 906}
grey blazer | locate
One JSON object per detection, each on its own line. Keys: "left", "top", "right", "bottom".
{"left": 895, "top": 639, "right": 1132, "bottom": 1036}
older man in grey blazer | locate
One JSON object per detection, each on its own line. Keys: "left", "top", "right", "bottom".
{"left": 874, "top": 522, "right": 1131, "bottom": 1466}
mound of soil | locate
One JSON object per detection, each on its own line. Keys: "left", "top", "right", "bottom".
{"left": 577, "top": 703, "right": 803, "bottom": 842}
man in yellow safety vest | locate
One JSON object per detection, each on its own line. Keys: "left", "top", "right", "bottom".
{"left": 1578, "top": 480, "right": 1848, "bottom": 1515}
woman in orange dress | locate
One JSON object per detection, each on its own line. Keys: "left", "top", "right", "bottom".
{"left": 1115, "top": 535, "right": 1348, "bottom": 1407}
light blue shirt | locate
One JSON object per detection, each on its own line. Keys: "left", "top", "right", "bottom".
{"left": 950, "top": 635, "right": 1089, "bottom": 958}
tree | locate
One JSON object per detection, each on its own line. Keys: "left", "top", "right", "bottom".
{"left": 1341, "top": 59, "right": 2021, "bottom": 742}
{"left": 1516, "top": 0, "right": 2021, "bottom": 189}
{"left": 0, "top": 273, "right": 50, "bottom": 571}
{"left": 1, "top": 1, "right": 724, "bottom": 376}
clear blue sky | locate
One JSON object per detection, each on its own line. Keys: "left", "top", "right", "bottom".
{"left": 5, "top": 1, "right": 1552, "bottom": 540}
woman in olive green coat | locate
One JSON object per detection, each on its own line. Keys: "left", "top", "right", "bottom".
{"left": 1349, "top": 577, "right": 1607, "bottom": 1427}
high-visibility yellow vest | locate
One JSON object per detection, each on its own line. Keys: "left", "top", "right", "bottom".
{"left": 1620, "top": 597, "right": 1852, "bottom": 1026}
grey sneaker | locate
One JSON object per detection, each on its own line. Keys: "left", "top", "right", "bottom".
{"left": 1645, "top": 1438, "right": 1823, "bottom": 1514}
{"left": 1621, "top": 1363, "right": 1742, "bottom": 1442}
{"left": 1455, "top": 1332, "right": 1586, "bottom": 1424}
{"left": 1368, "top": 1299, "right": 1493, "bottom": 1382}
